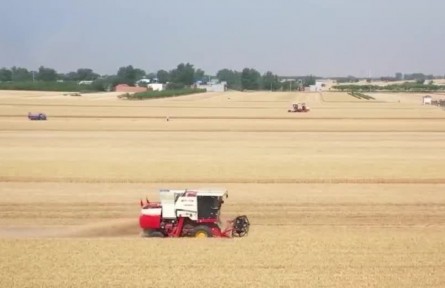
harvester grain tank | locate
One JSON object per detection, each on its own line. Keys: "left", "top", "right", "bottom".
{"left": 139, "top": 188, "right": 250, "bottom": 238}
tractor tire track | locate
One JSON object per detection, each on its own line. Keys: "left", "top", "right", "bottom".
{"left": 1, "top": 176, "right": 445, "bottom": 184}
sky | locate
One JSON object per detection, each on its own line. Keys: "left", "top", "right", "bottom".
{"left": 1, "top": 0, "right": 444, "bottom": 77}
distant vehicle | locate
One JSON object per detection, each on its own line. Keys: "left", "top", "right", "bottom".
{"left": 28, "top": 112, "right": 47, "bottom": 120}
{"left": 288, "top": 103, "right": 310, "bottom": 113}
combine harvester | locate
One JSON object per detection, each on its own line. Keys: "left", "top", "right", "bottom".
{"left": 139, "top": 188, "right": 250, "bottom": 238}
{"left": 288, "top": 103, "right": 310, "bottom": 113}
{"left": 27, "top": 112, "right": 47, "bottom": 120}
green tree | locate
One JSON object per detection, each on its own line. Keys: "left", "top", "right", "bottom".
{"left": 37, "top": 66, "right": 57, "bottom": 82}
{"left": 0, "top": 68, "right": 12, "bottom": 82}
{"left": 216, "top": 69, "right": 242, "bottom": 90}
{"left": 157, "top": 70, "right": 169, "bottom": 83}
{"left": 302, "top": 75, "right": 316, "bottom": 87}
{"left": 63, "top": 71, "right": 79, "bottom": 81}
{"left": 261, "top": 71, "right": 281, "bottom": 91}
{"left": 92, "top": 76, "right": 117, "bottom": 91}
{"left": 76, "top": 68, "right": 99, "bottom": 81}
{"left": 146, "top": 72, "right": 156, "bottom": 81}
{"left": 194, "top": 68, "right": 205, "bottom": 82}
{"left": 170, "top": 63, "right": 195, "bottom": 86}
{"left": 11, "top": 67, "right": 32, "bottom": 81}
{"left": 241, "top": 68, "right": 261, "bottom": 90}
{"left": 280, "top": 80, "right": 298, "bottom": 91}
{"left": 117, "top": 65, "right": 146, "bottom": 85}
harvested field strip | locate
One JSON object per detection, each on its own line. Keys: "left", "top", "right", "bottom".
{"left": 1, "top": 130, "right": 442, "bottom": 133}
{"left": 0, "top": 204, "right": 132, "bottom": 220}
{"left": 3, "top": 202, "right": 444, "bottom": 208}
{"left": 2, "top": 203, "right": 444, "bottom": 230}
{"left": 3, "top": 103, "right": 435, "bottom": 110}
{"left": 1, "top": 177, "right": 445, "bottom": 184}
{"left": 311, "top": 107, "right": 430, "bottom": 110}
{"left": 173, "top": 100, "right": 291, "bottom": 103}
{"left": 3, "top": 128, "right": 445, "bottom": 133}
{"left": 0, "top": 103, "right": 283, "bottom": 109}
{"left": 2, "top": 115, "right": 445, "bottom": 120}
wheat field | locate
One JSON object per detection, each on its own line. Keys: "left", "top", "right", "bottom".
{"left": 0, "top": 90, "right": 444, "bottom": 287}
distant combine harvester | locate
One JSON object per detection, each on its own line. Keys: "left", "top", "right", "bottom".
{"left": 28, "top": 112, "right": 47, "bottom": 120}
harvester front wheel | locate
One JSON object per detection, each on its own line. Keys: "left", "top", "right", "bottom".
{"left": 149, "top": 231, "right": 164, "bottom": 237}
{"left": 193, "top": 225, "right": 213, "bottom": 238}
{"left": 141, "top": 230, "right": 164, "bottom": 238}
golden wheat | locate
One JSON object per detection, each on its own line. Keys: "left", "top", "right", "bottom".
{"left": 0, "top": 90, "right": 444, "bottom": 287}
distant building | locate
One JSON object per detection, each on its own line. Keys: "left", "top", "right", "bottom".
{"left": 136, "top": 79, "right": 151, "bottom": 85}
{"left": 309, "top": 80, "right": 327, "bottom": 92}
{"left": 423, "top": 95, "right": 432, "bottom": 105}
{"left": 78, "top": 80, "right": 94, "bottom": 85}
{"left": 279, "top": 78, "right": 298, "bottom": 83}
{"left": 196, "top": 80, "right": 227, "bottom": 92}
{"left": 135, "top": 78, "right": 165, "bottom": 91}
{"left": 147, "top": 83, "right": 165, "bottom": 91}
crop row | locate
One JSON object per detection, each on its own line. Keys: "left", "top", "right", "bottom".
{"left": 348, "top": 92, "right": 375, "bottom": 100}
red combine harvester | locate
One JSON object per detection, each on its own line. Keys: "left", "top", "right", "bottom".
{"left": 288, "top": 103, "right": 310, "bottom": 113}
{"left": 139, "top": 188, "right": 250, "bottom": 238}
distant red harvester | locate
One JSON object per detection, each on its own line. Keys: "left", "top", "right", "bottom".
{"left": 288, "top": 103, "right": 310, "bottom": 113}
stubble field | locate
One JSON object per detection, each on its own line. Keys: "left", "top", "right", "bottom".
{"left": 0, "top": 90, "right": 444, "bottom": 287}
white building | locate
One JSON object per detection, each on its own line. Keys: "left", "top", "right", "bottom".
{"left": 78, "top": 80, "right": 94, "bottom": 85}
{"left": 148, "top": 83, "right": 165, "bottom": 91}
{"left": 136, "top": 79, "right": 151, "bottom": 85}
{"left": 423, "top": 95, "right": 432, "bottom": 105}
{"left": 308, "top": 80, "right": 326, "bottom": 92}
{"left": 196, "top": 80, "right": 227, "bottom": 92}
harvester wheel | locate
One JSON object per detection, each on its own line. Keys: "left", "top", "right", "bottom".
{"left": 232, "top": 215, "right": 250, "bottom": 237}
{"left": 192, "top": 225, "right": 213, "bottom": 238}
{"left": 141, "top": 230, "right": 164, "bottom": 238}
{"left": 149, "top": 231, "right": 164, "bottom": 238}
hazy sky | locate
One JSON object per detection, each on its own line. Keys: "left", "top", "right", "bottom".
{"left": 1, "top": 0, "right": 444, "bottom": 77}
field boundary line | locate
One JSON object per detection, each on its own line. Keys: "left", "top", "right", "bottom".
{"left": 0, "top": 103, "right": 283, "bottom": 110}
{"left": 1, "top": 177, "right": 445, "bottom": 184}
{"left": 2, "top": 129, "right": 445, "bottom": 133}
{"left": 1, "top": 115, "right": 445, "bottom": 120}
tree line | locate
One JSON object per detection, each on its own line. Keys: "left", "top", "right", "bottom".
{"left": 0, "top": 64, "right": 318, "bottom": 92}
{"left": 334, "top": 81, "right": 445, "bottom": 92}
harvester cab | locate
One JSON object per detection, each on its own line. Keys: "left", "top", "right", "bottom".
{"left": 139, "top": 189, "right": 250, "bottom": 238}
